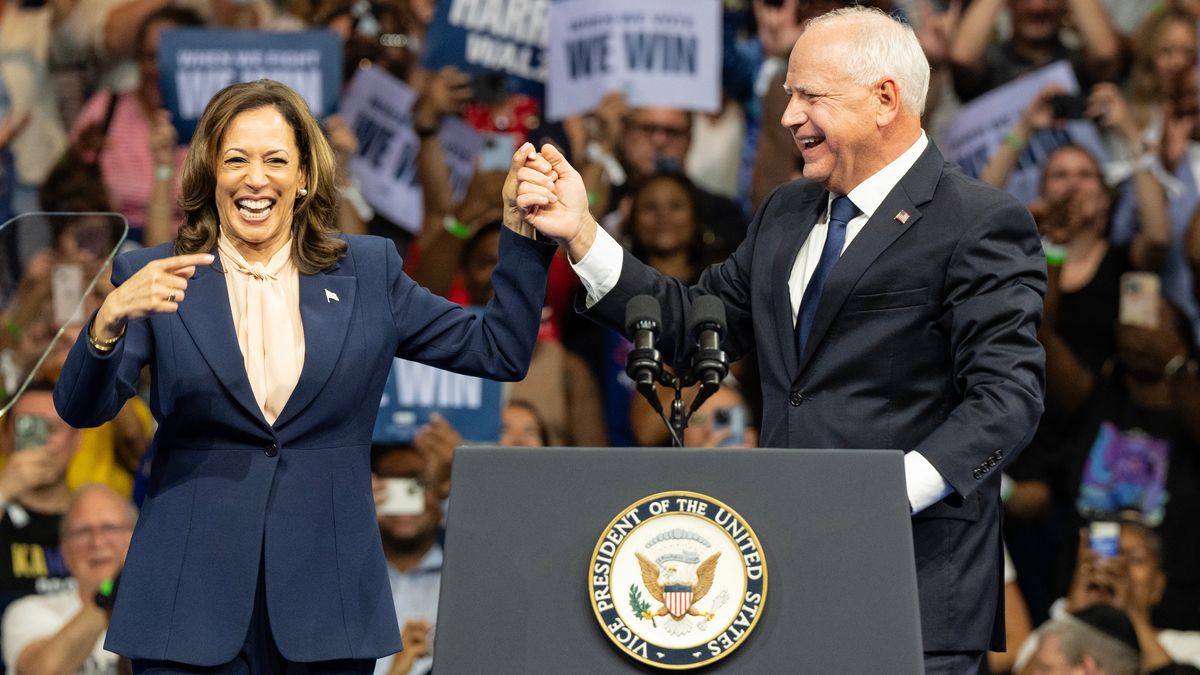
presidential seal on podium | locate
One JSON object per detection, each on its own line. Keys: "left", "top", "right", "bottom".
{"left": 588, "top": 491, "right": 767, "bottom": 669}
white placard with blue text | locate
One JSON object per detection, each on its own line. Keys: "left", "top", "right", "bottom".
{"left": 338, "top": 66, "right": 423, "bottom": 233}
{"left": 941, "top": 60, "right": 1107, "bottom": 206}
{"left": 545, "top": 0, "right": 721, "bottom": 121}
{"left": 373, "top": 357, "right": 503, "bottom": 444}
{"left": 158, "top": 28, "right": 342, "bottom": 141}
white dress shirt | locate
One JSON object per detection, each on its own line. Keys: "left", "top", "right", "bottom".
{"left": 571, "top": 131, "right": 953, "bottom": 513}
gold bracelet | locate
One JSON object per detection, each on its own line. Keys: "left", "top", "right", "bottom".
{"left": 89, "top": 322, "right": 127, "bottom": 353}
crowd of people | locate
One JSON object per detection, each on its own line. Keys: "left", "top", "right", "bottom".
{"left": 1, "top": 0, "right": 1200, "bottom": 672}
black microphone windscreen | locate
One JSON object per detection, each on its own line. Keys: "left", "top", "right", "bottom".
{"left": 688, "top": 296, "right": 726, "bottom": 337}
{"left": 625, "top": 295, "right": 662, "bottom": 337}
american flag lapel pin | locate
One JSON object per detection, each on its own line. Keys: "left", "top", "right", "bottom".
{"left": 325, "top": 289, "right": 339, "bottom": 303}
{"left": 895, "top": 210, "right": 910, "bottom": 224}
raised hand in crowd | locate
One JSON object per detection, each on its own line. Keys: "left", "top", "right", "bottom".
{"left": 322, "top": 113, "right": 370, "bottom": 235}
{"left": 387, "top": 619, "right": 433, "bottom": 675}
{"left": 90, "top": 254, "right": 215, "bottom": 342}
{"left": 324, "top": 114, "right": 358, "bottom": 183}
{"left": 412, "top": 413, "right": 462, "bottom": 502}
{"left": 144, "top": 109, "right": 180, "bottom": 247}
{"left": 979, "top": 84, "right": 1066, "bottom": 188}
{"left": 0, "top": 442, "right": 61, "bottom": 504}
{"left": 1087, "top": 83, "right": 1141, "bottom": 146}
{"left": 1115, "top": 302, "right": 1200, "bottom": 442}
{"left": 916, "top": 0, "right": 961, "bottom": 66}
{"left": 411, "top": 67, "right": 475, "bottom": 250}
{"left": 563, "top": 91, "right": 628, "bottom": 219}
{"left": 1160, "top": 77, "right": 1198, "bottom": 172}
{"left": 413, "top": 66, "right": 471, "bottom": 134}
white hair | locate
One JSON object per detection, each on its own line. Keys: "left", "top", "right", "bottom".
{"left": 1040, "top": 618, "right": 1141, "bottom": 675}
{"left": 62, "top": 482, "right": 139, "bottom": 537}
{"left": 806, "top": 6, "right": 930, "bottom": 115}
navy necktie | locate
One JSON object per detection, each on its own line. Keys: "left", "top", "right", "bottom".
{"left": 796, "top": 195, "right": 859, "bottom": 358}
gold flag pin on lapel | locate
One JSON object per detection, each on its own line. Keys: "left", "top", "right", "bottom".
{"left": 895, "top": 210, "right": 910, "bottom": 224}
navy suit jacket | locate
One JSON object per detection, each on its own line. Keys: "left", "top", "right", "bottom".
{"left": 585, "top": 142, "right": 1046, "bottom": 652}
{"left": 54, "top": 229, "right": 556, "bottom": 664}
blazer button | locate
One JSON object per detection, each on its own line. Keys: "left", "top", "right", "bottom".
{"left": 789, "top": 391, "right": 804, "bottom": 407}
{"left": 264, "top": 443, "right": 278, "bottom": 458}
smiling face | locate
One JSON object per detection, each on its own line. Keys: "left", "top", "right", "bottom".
{"left": 61, "top": 488, "right": 134, "bottom": 592}
{"left": 214, "top": 106, "right": 307, "bottom": 262}
{"left": 782, "top": 24, "right": 887, "bottom": 196}
{"left": 1040, "top": 146, "right": 1110, "bottom": 223}
{"left": 632, "top": 176, "right": 696, "bottom": 257}
{"left": 1010, "top": 0, "right": 1066, "bottom": 46}
{"left": 1154, "top": 19, "right": 1198, "bottom": 90}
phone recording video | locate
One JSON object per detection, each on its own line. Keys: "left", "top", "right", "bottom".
{"left": 378, "top": 478, "right": 426, "bottom": 516}
{"left": 712, "top": 406, "right": 746, "bottom": 447}
{"left": 1050, "top": 94, "right": 1089, "bottom": 120}
{"left": 14, "top": 414, "right": 49, "bottom": 452}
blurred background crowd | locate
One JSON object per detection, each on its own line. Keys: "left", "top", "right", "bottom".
{"left": 2, "top": 0, "right": 1200, "bottom": 673}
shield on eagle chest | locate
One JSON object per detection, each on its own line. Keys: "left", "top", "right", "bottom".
{"left": 663, "top": 584, "right": 693, "bottom": 618}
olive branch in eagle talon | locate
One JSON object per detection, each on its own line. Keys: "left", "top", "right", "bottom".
{"left": 629, "top": 585, "right": 656, "bottom": 627}
{"left": 634, "top": 551, "right": 720, "bottom": 621}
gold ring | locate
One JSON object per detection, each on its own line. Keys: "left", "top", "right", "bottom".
{"left": 167, "top": 290, "right": 176, "bottom": 303}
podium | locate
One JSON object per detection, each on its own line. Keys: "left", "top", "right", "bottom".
{"left": 432, "top": 447, "right": 924, "bottom": 673}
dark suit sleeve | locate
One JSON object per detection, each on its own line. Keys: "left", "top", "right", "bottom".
{"left": 584, "top": 187, "right": 782, "bottom": 365}
{"left": 912, "top": 197, "right": 1046, "bottom": 499}
{"left": 54, "top": 254, "right": 155, "bottom": 428}
{"left": 388, "top": 227, "right": 557, "bottom": 381}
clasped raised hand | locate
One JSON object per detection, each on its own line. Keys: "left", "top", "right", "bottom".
{"left": 512, "top": 143, "right": 596, "bottom": 261}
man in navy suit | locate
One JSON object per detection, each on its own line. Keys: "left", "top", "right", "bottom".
{"left": 516, "top": 7, "right": 1046, "bottom": 673}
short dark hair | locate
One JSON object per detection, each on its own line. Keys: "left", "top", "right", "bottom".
{"left": 134, "top": 6, "right": 205, "bottom": 60}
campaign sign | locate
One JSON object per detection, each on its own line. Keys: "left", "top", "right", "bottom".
{"left": 422, "top": 0, "right": 548, "bottom": 95}
{"left": 373, "top": 357, "right": 503, "bottom": 444}
{"left": 942, "top": 60, "right": 1106, "bottom": 206}
{"left": 545, "top": 0, "right": 721, "bottom": 121}
{"left": 158, "top": 28, "right": 342, "bottom": 141}
{"left": 338, "top": 66, "right": 423, "bottom": 233}
{"left": 438, "top": 116, "right": 484, "bottom": 204}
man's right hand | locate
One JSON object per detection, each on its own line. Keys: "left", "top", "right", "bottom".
{"left": 515, "top": 144, "right": 596, "bottom": 262}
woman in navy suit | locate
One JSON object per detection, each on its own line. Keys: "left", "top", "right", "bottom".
{"left": 53, "top": 80, "right": 557, "bottom": 673}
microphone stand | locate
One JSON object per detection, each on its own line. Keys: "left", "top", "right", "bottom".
{"left": 650, "top": 357, "right": 726, "bottom": 448}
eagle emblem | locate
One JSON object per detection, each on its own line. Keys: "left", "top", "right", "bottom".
{"left": 635, "top": 551, "right": 721, "bottom": 621}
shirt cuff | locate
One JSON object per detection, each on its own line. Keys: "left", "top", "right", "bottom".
{"left": 905, "top": 451, "right": 953, "bottom": 514}
{"left": 568, "top": 227, "right": 624, "bottom": 309}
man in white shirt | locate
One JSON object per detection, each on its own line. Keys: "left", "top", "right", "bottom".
{"left": 370, "top": 446, "right": 442, "bottom": 675}
{"left": 513, "top": 6, "right": 1046, "bottom": 674}
{"left": 2, "top": 484, "right": 135, "bottom": 675}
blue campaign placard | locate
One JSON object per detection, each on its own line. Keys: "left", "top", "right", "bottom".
{"left": 421, "top": 0, "right": 548, "bottom": 97}
{"left": 158, "top": 28, "right": 343, "bottom": 141}
{"left": 373, "top": 358, "right": 503, "bottom": 444}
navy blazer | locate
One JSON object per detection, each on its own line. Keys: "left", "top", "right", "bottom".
{"left": 585, "top": 142, "right": 1046, "bottom": 652}
{"left": 54, "top": 229, "right": 556, "bottom": 664}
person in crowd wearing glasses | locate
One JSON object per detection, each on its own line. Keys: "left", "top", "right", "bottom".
{"left": 2, "top": 484, "right": 135, "bottom": 675}
{"left": 0, "top": 382, "right": 78, "bottom": 622}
